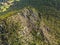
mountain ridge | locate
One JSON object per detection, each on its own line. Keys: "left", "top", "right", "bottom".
{"left": 0, "top": 7, "right": 60, "bottom": 45}
{"left": 0, "top": 0, "right": 60, "bottom": 45}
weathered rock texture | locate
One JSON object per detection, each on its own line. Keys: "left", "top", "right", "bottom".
{"left": 0, "top": 8, "right": 58, "bottom": 45}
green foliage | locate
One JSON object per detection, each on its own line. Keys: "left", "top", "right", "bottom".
{"left": 0, "top": 0, "right": 20, "bottom": 12}
{"left": 0, "top": 0, "right": 60, "bottom": 45}
{"left": 0, "top": 10, "right": 18, "bottom": 20}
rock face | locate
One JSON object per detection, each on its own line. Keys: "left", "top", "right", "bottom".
{"left": 0, "top": 8, "right": 58, "bottom": 45}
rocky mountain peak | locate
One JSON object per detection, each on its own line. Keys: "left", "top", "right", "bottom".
{"left": 0, "top": 7, "right": 58, "bottom": 45}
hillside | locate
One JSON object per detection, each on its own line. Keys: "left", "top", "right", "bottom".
{"left": 0, "top": 0, "right": 60, "bottom": 45}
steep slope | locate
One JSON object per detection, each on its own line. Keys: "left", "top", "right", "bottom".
{"left": 0, "top": 7, "right": 59, "bottom": 45}
{"left": 0, "top": 0, "right": 60, "bottom": 45}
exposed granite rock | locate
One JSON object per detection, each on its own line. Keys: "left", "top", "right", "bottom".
{"left": 0, "top": 8, "right": 58, "bottom": 45}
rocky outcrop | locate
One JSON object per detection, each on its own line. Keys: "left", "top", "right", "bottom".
{"left": 0, "top": 8, "right": 58, "bottom": 45}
